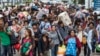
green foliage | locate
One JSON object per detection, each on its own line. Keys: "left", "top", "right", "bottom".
{"left": 78, "top": 0, "right": 85, "bottom": 4}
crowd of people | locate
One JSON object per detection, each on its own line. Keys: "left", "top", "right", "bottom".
{"left": 0, "top": 1, "right": 100, "bottom": 56}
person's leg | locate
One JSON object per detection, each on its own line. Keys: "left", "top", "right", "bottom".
{"left": 92, "top": 42, "right": 96, "bottom": 53}
{"left": 1, "top": 45, "right": 7, "bottom": 56}
{"left": 1, "top": 45, "right": 4, "bottom": 56}
{"left": 87, "top": 45, "right": 91, "bottom": 56}
{"left": 51, "top": 46, "right": 55, "bottom": 56}
{"left": 55, "top": 44, "right": 58, "bottom": 56}
{"left": 84, "top": 44, "right": 87, "bottom": 56}
{"left": 7, "top": 45, "right": 13, "bottom": 56}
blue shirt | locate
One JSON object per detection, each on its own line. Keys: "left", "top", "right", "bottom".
{"left": 66, "top": 37, "right": 76, "bottom": 56}
{"left": 39, "top": 21, "right": 51, "bottom": 30}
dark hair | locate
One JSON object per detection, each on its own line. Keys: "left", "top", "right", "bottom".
{"left": 68, "top": 30, "right": 76, "bottom": 35}
{"left": 81, "top": 6, "right": 85, "bottom": 9}
{"left": 24, "top": 20, "right": 29, "bottom": 24}
{"left": 41, "top": 34, "right": 49, "bottom": 47}
{"left": 12, "top": 19, "right": 17, "bottom": 24}
{"left": 32, "top": 23, "right": 37, "bottom": 26}
{"left": 32, "top": 16, "right": 36, "bottom": 19}
{"left": 58, "top": 21, "right": 63, "bottom": 25}
{"left": 42, "top": 14, "right": 47, "bottom": 19}
{"left": 88, "top": 22, "right": 94, "bottom": 27}
{"left": 88, "top": 17, "right": 93, "bottom": 21}
{"left": 51, "top": 25, "right": 56, "bottom": 28}
{"left": 75, "top": 19, "right": 81, "bottom": 25}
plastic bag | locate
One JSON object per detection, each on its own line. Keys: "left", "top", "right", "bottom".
{"left": 57, "top": 45, "right": 66, "bottom": 56}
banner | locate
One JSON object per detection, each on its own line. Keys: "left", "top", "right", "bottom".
{"left": 94, "top": 0, "right": 100, "bottom": 10}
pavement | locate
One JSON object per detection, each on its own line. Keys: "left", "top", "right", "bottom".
{"left": 14, "top": 49, "right": 100, "bottom": 56}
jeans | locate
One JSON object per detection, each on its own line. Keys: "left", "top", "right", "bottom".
{"left": 51, "top": 44, "right": 58, "bottom": 56}
{"left": 92, "top": 42, "right": 96, "bottom": 52}
{"left": 1, "top": 45, "right": 13, "bottom": 56}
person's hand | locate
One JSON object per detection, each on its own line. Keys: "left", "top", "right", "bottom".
{"left": 35, "top": 38, "right": 38, "bottom": 41}
{"left": 25, "top": 50, "right": 29, "bottom": 55}
{"left": 40, "top": 53, "right": 43, "bottom": 56}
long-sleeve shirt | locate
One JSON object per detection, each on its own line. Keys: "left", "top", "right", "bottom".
{"left": 86, "top": 29, "right": 93, "bottom": 50}
{"left": 48, "top": 31, "right": 60, "bottom": 45}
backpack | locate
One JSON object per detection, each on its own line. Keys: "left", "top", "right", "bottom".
{"left": 10, "top": 31, "right": 18, "bottom": 45}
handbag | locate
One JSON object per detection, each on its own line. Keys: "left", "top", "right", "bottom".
{"left": 10, "top": 31, "right": 18, "bottom": 45}
{"left": 14, "top": 43, "right": 21, "bottom": 51}
{"left": 57, "top": 44, "right": 66, "bottom": 55}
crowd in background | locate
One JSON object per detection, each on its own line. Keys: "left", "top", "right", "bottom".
{"left": 0, "top": 1, "right": 100, "bottom": 56}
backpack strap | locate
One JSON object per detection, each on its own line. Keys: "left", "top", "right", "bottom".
{"left": 92, "top": 29, "right": 98, "bottom": 42}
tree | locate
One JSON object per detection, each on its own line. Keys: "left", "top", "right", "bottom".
{"left": 78, "top": 0, "right": 85, "bottom": 4}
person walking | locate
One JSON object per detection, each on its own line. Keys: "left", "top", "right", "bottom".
{"left": 65, "top": 30, "right": 82, "bottom": 56}
{"left": 0, "top": 19, "right": 12, "bottom": 56}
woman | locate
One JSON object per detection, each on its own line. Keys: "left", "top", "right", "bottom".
{"left": 48, "top": 25, "right": 63, "bottom": 56}
{"left": 10, "top": 19, "right": 21, "bottom": 37}
{"left": 38, "top": 34, "right": 50, "bottom": 56}
{"left": 77, "top": 25, "right": 83, "bottom": 43}
{"left": 21, "top": 29, "right": 34, "bottom": 56}
{"left": 65, "top": 30, "right": 82, "bottom": 56}
{"left": 77, "top": 25, "right": 88, "bottom": 56}
{"left": 32, "top": 23, "right": 41, "bottom": 56}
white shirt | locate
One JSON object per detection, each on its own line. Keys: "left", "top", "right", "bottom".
{"left": 87, "top": 29, "right": 93, "bottom": 50}
{"left": 96, "top": 24, "right": 100, "bottom": 33}
{"left": 77, "top": 31, "right": 83, "bottom": 42}
{"left": 96, "top": 24, "right": 100, "bottom": 37}
{"left": 36, "top": 8, "right": 49, "bottom": 19}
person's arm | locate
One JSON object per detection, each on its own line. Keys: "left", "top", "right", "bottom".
{"left": 56, "top": 29, "right": 63, "bottom": 41}
{"left": 93, "top": 29, "right": 98, "bottom": 41}
{"left": 16, "top": 25, "right": 21, "bottom": 33}
{"left": 25, "top": 45, "right": 32, "bottom": 55}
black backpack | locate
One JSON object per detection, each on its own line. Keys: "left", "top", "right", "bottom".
{"left": 10, "top": 31, "right": 18, "bottom": 45}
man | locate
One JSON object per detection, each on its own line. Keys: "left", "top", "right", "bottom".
{"left": 85, "top": 22, "right": 98, "bottom": 56}
{"left": 57, "top": 21, "right": 70, "bottom": 39}
{"left": 0, "top": 19, "right": 12, "bottom": 56}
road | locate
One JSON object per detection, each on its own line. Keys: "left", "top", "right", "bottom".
{"left": 14, "top": 49, "right": 100, "bottom": 56}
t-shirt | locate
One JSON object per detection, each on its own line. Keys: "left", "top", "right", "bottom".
{"left": 0, "top": 31, "right": 10, "bottom": 45}
{"left": 66, "top": 38, "right": 76, "bottom": 56}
